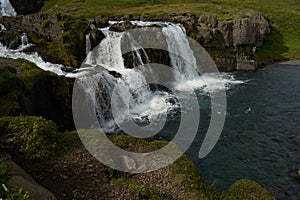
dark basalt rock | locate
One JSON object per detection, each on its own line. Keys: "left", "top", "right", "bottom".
{"left": 0, "top": 29, "right": 22, "bottom": 49}
{"left": 21, "top": 13, "right": 64, "bottom": 41}
{"left": 108, "top": 70, "right": 122, "bottom": 78}
{"left": 109, "top": 20, "right": 135, "bottom": 32}
{"left": 90, "top": 15, "right": 109, "bottom": 28}
{"left": 198, "top": 15, "right": 218, "bottom": 28}
{"left": 0, "top": 13, "right": 64, "bottom": 42}
{"left": 0, "top": 13, "right": 89, "bottom": 67}
{"left": 9, "top": 0, "right": 47, "bottom": 15}
{"left": 89, "top": 29, "right": 105, "bottom": 50}
{"left": 0, "top": 58, "right": 75, "bottom": 130}
{"left": 125, "top": 12, "right": 270, "bottom": 71}
{"left": 19, "top": 75, "right": 75, "bottom": 130}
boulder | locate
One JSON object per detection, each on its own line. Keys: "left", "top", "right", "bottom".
{"left": 109, "top": 20, "right": 135, "bottom": 32}
{"left": 0, "top": 29, "right": 22, "bottom": 49}
{"left": 198, "top": 15, "right": 218, "bottom": 28}
{"left": 172, "top": 14, "right": 196, "bottom": 29}
{"left": 90, "top": 15, "right": 109, "bottom": 28}
{"left": 236, "top": 58, "right": 257, "bottom": 70}
{"left": 89, "top": 29, "right": 105, "bottom": 50}
{"left": 1, "top": 153, "right": 57, "bottom": 199}
{"left": 21, "top": 13, "right": 64, "bottom": 41}
{"left": 18, "top": 74, "right": 75, "bottom": 130}
{"left": 233, "top": 13, "right": 270, "bottom": 46}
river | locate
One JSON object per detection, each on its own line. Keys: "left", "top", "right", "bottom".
{"left": 159, "top": 61, "right": 300, "bottom": 199}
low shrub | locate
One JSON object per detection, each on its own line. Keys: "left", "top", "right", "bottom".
{"left": 1, "top": 116, "right": 61, "bottom": 159}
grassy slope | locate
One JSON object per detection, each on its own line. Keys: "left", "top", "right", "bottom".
{"left": 41, "top": 0, "right": 300, "bottom": 61}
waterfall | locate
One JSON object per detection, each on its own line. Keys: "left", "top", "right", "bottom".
{"left": 81, "top": 23, "right": 205, "bottom": 131}
{"left": 85, "top": 29, "right": 150, "bottom": 111}
{"left": 85, "top": 33, "right": 91, "bottom": 55}
{"left": 20, "top": 33, "right": 28, "bottom": 47}
{"left": 0, "top": 43, "right": 67, "bottom": 76}
{"left": 0, "top": 20, "right": 243, "bottom": 132}
{"left": 0, "top": 23, "right": 6, "bottom": 30}
{"left": 0, "top": 0, "right": 17, "bottom": 17}
{"left": 0, "top": 24, "right": 66, "bottom": 76}
{"left": 162, "top": 23, "right": 199, "bottom": 80}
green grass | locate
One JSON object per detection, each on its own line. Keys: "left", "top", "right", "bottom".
{"left": 41, "top": 0, "right": 300, "bottom": 61}
{"left": 223, "top": 179, "right": 275, "bottom": 200}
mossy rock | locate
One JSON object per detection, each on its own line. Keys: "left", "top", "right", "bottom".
{"left": 0, "top": 58, "right": 74, "bottom": 130}
{"left": 171, "top": 156, "right": 219, "bottom": 199}
{"left": 224, "top": 179, "right": 275, "bottom": 200}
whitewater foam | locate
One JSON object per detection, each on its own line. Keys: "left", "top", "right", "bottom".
{"left": 0, "top": 43, "right": 66, "bottom": 76}
{"left": 175, "top": 73, "right": 244, "bottom": 93}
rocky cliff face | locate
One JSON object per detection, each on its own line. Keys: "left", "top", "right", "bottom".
{"left": 110, "top": 12, "right": 269, "bottom": 71}
{"left": 19, "top": 74, "right": 74, "bottom": 130}
{"left": 0, "top": 14, "right": 93, "bottom": 67}
{"left": 137, "top": 12, "right": 270, "bottom": 71}
{"left": 0, "top": 58, "right": 74, "bottom": 130}
{"left": 0, "top": 12, "right": 269, "bottom": 71}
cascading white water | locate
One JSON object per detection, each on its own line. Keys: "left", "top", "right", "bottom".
{"left": 86, "top": 28, "right": 151, "bottom": 105}
{"left": 0, "top": 24, "right": 67, "bottom": 76}
{"left": 162, "top": 23, "right": 199, "bottom": 80}
{"left": 85, "top": 33, "right": 91, "bottom": 55}
{"left": 0, "top": 0, "right": 17, "bottom": 17}
{"left": 20, "top": 33, "right": 28, "bottom": 47}
{"left": 0, "top": 43, "right": 67, "bottom": 76}
{"left": 0, "top": 21, "right": 244, "bottom": 132}
{"left": 0, "top": 23, "right": 6, "bottom": 30}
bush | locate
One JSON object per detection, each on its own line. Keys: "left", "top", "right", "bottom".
{"left": 171, "top": 156, "right": 219, "bottom": 199}
{"left": 0, "top": 66, "right": 24, "bottom": 96}
{"left": 223, "top": 179, "right": 275, "bottom": 200}
{"left": 1, "top": 116, "right": 61, "bottom": 159}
